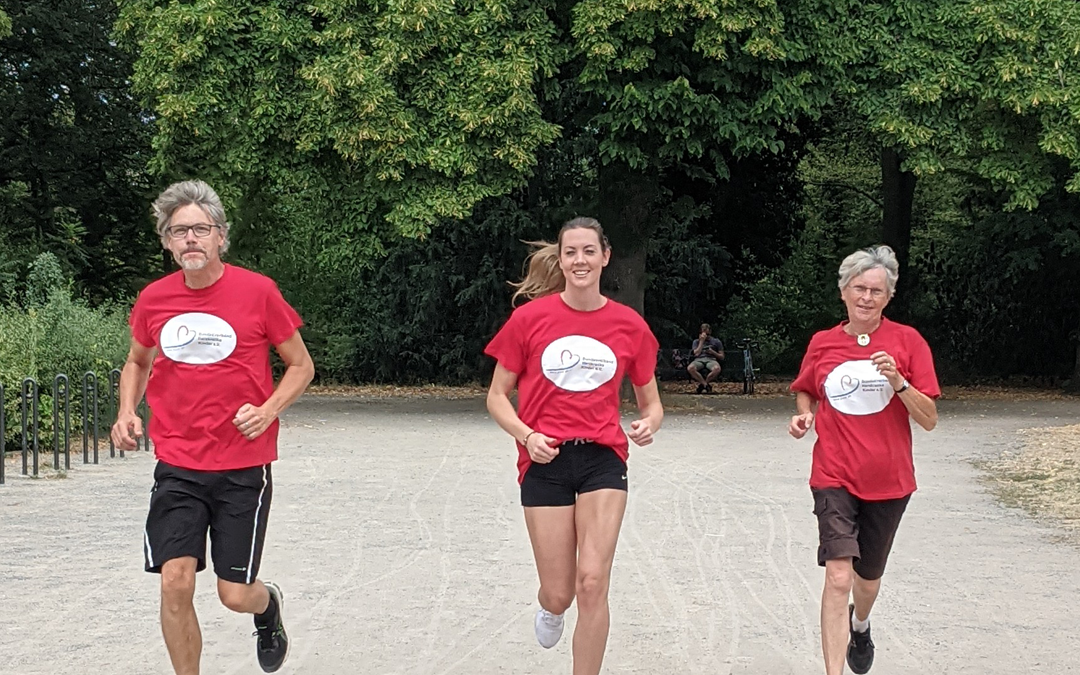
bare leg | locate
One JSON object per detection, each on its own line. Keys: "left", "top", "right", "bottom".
{"left": 852, "top": 574, "right": 881, "bottom": 624}
{"left": 821, "top": 558, "right": 855, "bottom": 675}
{"left": 217, "top": 577, "right": 271, "bottom": 615}
{"left": 572, "top": 489, "right": 627, "bottom": 675}
{"left": 524, "top": 505, "right": 577, "bottom": 615}
{"left": 687, "top": 365, "right": 706, "bottom": 385}
{"left": 160, "top": 557, "right": 202, "bottom": 675}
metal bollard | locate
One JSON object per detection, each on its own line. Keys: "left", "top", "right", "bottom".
{"left": 82, "top": 372, "right": 99, "bottom": 464}
{"left": 21, "top": 378, "right": 39, "bottom": 477}
{"left": 53, "top": 374, "right": 71, "bottom": 471}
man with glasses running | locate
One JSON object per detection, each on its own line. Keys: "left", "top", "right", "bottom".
{"left": 111, "top": 180, "right": 314, "bottom": 674}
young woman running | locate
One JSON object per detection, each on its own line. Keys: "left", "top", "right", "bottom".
{"left": 485, "top": 217, "right": 664, "bottom": 675}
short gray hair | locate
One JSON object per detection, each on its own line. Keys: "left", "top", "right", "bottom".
{"left": 838, "top": 245, "right": 899, "bottom": 297}
{"left": 152, "top": 180, "right": 231, "bottom": 253}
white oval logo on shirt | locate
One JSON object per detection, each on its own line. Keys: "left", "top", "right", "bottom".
{"left": 159, "top": 313, "right": 237, "bottom": 365}
{"left": 541, "top": 335, "right": 618, "bottom": 392}
{"left": 823, "top": 359, "right": 894, "bottom": 415}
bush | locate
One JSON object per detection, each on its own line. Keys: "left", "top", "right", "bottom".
{"left": 0, "top": 256, "right": 129, "bottom": 450}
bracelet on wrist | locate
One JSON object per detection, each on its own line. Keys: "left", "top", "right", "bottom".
{"left": 522, "top": 430, "right": 537, "bottom": 445}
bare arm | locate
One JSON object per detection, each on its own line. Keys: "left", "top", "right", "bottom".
{"left": 789, "top": 390, "right": 817, "bottom": 439}
{"left": 692, "top": 337, "right": 705, "bottom": 356}
{"left": 895, "top": 385, "right": 938, "bottom": 431}
{"left": 234, "top": 330, "right": 315, "bottom": 440}
{"left": 627, "top": 376, "right": 664, "bottom": 446}
{"left": 486, "top": 363, "right": 530, "bottom": 444}
{"left": 486, "top": 363, "right": 559, "bottom": 463}
{"left": 870, "top": 350, "right": 938, "bottom": 431}
{"left": 111, "top": 339, "right": 157, "bottom": 450}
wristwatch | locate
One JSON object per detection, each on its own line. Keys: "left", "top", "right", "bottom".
{"left": 895, "top": 379, "right": 910, "bottom": 394}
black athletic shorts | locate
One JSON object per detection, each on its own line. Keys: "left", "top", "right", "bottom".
{"left": 521, "top": 440, "right": 627, "bottom": 507}
{"left": 812, "top": 487, "right": 910, "bottom": 581}
{"left": 143, "top": 461, "right": 273, "bottom": 584}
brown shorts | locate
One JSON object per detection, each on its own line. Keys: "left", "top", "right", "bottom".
{"left": 812, "top": 487, "right": 910, "bottom": 581}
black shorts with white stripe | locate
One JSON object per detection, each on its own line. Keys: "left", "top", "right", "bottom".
{"left": 143, "top": 461, "right": 273, "bottom": 584}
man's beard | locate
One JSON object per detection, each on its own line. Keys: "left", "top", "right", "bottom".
{"left": 175, "top": 250, "right": 208, "bottom": 270}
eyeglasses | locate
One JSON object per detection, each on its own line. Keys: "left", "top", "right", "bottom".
{"left": 849, "top": 285, "right": 887, "bottom": 299}
{"left": 165, "top": 223, "right": 219, "bottom": 239}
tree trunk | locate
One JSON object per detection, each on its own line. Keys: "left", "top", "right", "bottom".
{"left": 602, "top": 246, "right": 648, "bottom": 315}
{"left": 596, "top": 161, "right": 661, "bottom": 315}
{"left": 596, "top": 161, "right": 661, "bottom": 400}
{"left": 881, "top": 147, "right": 917, "bottom": 317}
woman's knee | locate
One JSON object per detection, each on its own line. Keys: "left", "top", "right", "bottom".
{"left": 541, "top": 584, "right": 575, "bottom": 614}
{"left": 823, "top": 559, "right": 855, "bottom": 594}
{"left": 575, "top": 567, "right": 610, "bottom": 606}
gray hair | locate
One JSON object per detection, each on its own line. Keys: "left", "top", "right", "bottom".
{"left": 152, "top": 180, "right": 231, "bottom": 254}
{"left": 838, "top": 245, "right": 899, "bottom": 297}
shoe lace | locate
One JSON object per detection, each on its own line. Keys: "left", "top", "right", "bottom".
{"left": 852, "top": 629, "right": 874, "bottom": 649}
{"left": 253, "top": 624, "right": 281, "bottom": 651}
{"left": 540, "top": 611, "right": 562, "bottom": 627}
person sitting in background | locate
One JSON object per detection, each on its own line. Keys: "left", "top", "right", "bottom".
{"left": 688, "top": 323, "right": 724, "bottom": 393}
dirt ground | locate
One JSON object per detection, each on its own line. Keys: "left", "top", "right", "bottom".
{"left": 1, "top": 392, "right": 1078, "bottom": 675}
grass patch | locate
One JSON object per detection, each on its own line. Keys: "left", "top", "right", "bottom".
{"left": 978, "top": 424, "right": 1080, "bottom": 541}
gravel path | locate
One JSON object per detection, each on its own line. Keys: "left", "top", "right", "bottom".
{"left": 1, "top": 395, "right": 1076, "bottom": 674}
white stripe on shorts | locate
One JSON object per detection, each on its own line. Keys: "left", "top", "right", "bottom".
{"left": 143, "top": 529, "right": 154, "bottom": 569}
{"left": 245, "top": 465, "right": 269, "bottom": 584}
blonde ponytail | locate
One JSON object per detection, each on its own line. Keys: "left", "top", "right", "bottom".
{"left": 510, "top": 241, "right": 564, "bottom": 304}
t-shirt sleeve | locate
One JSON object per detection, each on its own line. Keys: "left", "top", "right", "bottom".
{"left": 906, "top": 330, "right": 941, "bottom": 399}
{"left": 629, "top": 321, "right": 660, "bottom": 387}
{"left": 484, "top": 311, "right": 526, "bottom": 375}
{"left": 128, "top": 292, "right": 156, "bottom": 348}
{"left": 790, "top": 334, "right": 820, "bottom": 397}
{"left": 264, "top": 281, "right": 304, "bottom": 346}
{"left": 691, "top": 339, "right": 701, "bottom": 351}
{"left": 714, "top": 338, "right": 724, "bottom": 352}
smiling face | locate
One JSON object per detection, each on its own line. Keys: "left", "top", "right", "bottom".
{"left": 558, "top": 226, "right": 610, "bottom": 292}
{"left": 165, "top": 203, "right": 225, "bottom": 271}
{"left": 841, "top": 267, "right": 890, "bottom": 325}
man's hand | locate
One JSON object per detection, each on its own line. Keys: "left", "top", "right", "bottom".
{"left": 789, "top": 412, "right": 815, "bottom": 439}
{"left": 111, "top": 411, "right": 144, "bottom": 451}
{"left": 234, "top": 403, "right": 276, "bottom": 441}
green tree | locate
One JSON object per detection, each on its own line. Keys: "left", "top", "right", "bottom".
{"left": 119, "top": 0, "right": 1080, "bottom": 382}
{"left": 817, "top": 0, "right": 1080, "bottom": 306}
{"left": 0, "top": 0, "right": 158, "bottom": 300}
{"left": 116, "top": 0, "right": 560, "bottom": 262}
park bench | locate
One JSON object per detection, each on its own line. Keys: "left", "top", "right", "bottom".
{"left": 655, "top": 339, "right": 758, "bottom": 395}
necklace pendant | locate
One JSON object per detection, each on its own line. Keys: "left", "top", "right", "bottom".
{"left": 857, "top": 333, "right": 870, "bottom": 347}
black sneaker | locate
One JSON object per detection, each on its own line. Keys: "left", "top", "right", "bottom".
{"left": 254, "top": 581, "right": 289, "bottom": 673}
{"left": 705, "top": 384, "right": 713, "bottom": 394}
{"left": 696, "top": 384, "right": 705, "bottom": 394}
{"left": 846, "top": 604, "right": 875, "bottom": 674}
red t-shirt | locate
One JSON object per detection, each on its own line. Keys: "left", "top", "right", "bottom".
{"left": 129, "top": 264, "right": 303, "bottom": 471}
{"left": 790, "top": 318, "right": 941, "bottom": 500}
{"left": 484, "top": 293, "right": 659, "bottom": 483}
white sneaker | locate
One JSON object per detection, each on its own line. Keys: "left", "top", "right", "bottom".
{"left": 534, "top": 608, "right": 564, "bottom": 648}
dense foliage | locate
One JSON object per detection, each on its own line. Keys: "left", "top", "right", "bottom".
{"left": 1, "top": 0, "right": 1077, "bottom": 389}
